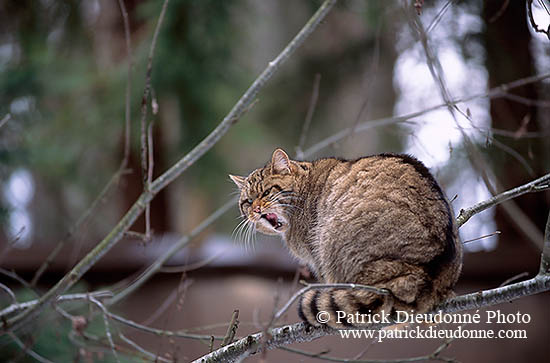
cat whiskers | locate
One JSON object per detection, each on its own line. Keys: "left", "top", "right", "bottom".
{"left": 232, "top": 214, "right": 258, "bottom": 252}
{"left": 244, "top": 217, "right": 257, "bottom": 251}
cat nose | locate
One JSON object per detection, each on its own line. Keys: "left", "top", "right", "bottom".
{"left": 253, "top": 206, "right": 261, "bottom": 214}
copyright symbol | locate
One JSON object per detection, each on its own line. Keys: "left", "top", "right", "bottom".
{"left": 316, "top": 311, "right": 330, "bottom": 324}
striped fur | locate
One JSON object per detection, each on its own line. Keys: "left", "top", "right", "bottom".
{"left": 230, "top": 149, "right": 463, "bottom": 329}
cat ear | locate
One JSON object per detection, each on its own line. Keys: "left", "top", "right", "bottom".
{"left": 229, "top": 174, "right": 246, "bottom": 189}
{"left": 271, "top": 148, "right": 291, "bottom": 175}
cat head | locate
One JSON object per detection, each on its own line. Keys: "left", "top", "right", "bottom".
{"left": 229, "top": 148, "right": 306, "bottom": 236}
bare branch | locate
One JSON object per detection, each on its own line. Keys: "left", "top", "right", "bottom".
{"left": 159, "top": 249, "right": 225, "bottom": 273}
{"left": 488, "top": 0, "right": 510, "bottom": 23}
{"left": 141, "top": 0, "right": 169, "bottom": 189}
{"left": 296, "top": 73, "right": 321, "bottom": 159}
{"left": 149, "top": 0, "right": 338, "bottom": 195}
{"left": 31, "top": 0, "right": 134, "bottom": 282}
{"left": 274, "top": 283, "right": 390, "bottom": 322}
{"left": 0, "top": 291, "right": 112, "bottom": 319}
{"left": 221, "top": 310, "right": 240, "bottom": 347}
{"left": 0, "top": 114, "right": 10, "bottom": 129}
{"left": 31, "top": 167, "right": 131, "bottom": 286}
{"left": 99, "top": 307, "right": 220, "bottom": 341}
{"left": 426, "top": 0, "right": 454, "bottom": 34}
{"left": 302, "top": 72, "right": 550, "bottom": 158}
{"left": 456, "top": 173, "right": 550, "bottom": 227}
{"left": 540, "top": 209, "right": 550, "bottom": 274}
{"left": 146, "top": 122, "right": 155, "bottom": 240}
{"left": 90, "top": 296, "right": 120, "bottom": 363}
{"left": 8, "top": 333, "right": 55, "bottom": 363}
{"left": 0, "top": 283, "right": 17, "bottom": 304}
{"left": 462, "top": 231, "right": 501, "bottom": 244}
{"left": 119, "top": 333, "right": 172, "bottom": 363}
{"left": 31, "top": 0, "right": 135, "bottom": 287}
{"left": 116, "top": 0, "right": 133, "bottom": 167}
{"left": 110, "top": 197, "right": 234, "bottom": 304}
{"left": 280, "top": 345, "right": 454, "bottom": 362}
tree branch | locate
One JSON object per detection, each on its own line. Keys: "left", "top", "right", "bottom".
{"left": 456, "top": 172, "right": 550, "bottom": 227}
{"left": 149, "top": 0, "right": 338, "bottom": 195}
{"left": 193, "top": 274, "right": 550, "bottom": 363}
{"left": 301, "top": 72, "right": 550, "bottom": 158}
{"left": 540, "top": 208, "right": 550, "bottom": 274}
{"left": 274, "top": 283, "right": 389, "bottom": 321}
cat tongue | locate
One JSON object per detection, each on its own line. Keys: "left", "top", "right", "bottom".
{"left": 265, "top": 213, "right": 278, "bottom": 226}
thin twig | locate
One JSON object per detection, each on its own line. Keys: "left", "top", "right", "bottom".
{"left": 462, "top": 231, "right": 501, "bottom": 244}
{"left": 346, "top": 18, "right": 383, "bottom": 143}
{"left": 221, "top": 310, "right": 239, "bottom": 347}
{"left": 540, "top": 208, "right": 550, "bottom": 274}
{"left": 31, "top": 0, "right": 134, "bottom": 286}
{"left": 209, "top": 335, "right": 215, "bottom": 352}
{"left": 141, "top": 0, "right": 169, "bottom": 189}
{"left": 456, "top": 172, "right": 550, "bottom": 227}
{"left": 141, "top": 288, "right": 179, "bottom": 326}
{"left": 488, "top": 0, "right": 510, "bottom": 23}
{"left": 8, "top": 333, "right": 55, "bottom": 363}
{"left": 0, "top": 114, "right": 10, "bottom": 129}
{"left": 31, "top": 168, "right": 131, "bottom": 286}
{"left": 100, "top": 307, "right": 221, "bottom": 341}
{"left": 0, "top": 290, "right": 111, "bottom": 319}
{"left": 274, "top": 283, "right": 389, "bottom": 321}
{"left": 110, "top": 198, "right": 235, "bottom": 304}
{"left": 280, "top": 345, "right": 454, "bottom": 363}
{"left": 258, "top": 278, "right": 284, "bottom": 361}
{"left": 0, "top": 268, "right": 39, "bottom": 297}
{"left": 146, "top": 121, "right": 155, "bottom": 240}
{"left": 149, "top": 0, "right": 337, "bottom": 195}
{"left": 116, "top": 0, "right": 133, "bottom": 167}
{"left": 89, "top": 296, "right": 120, "bottom": 363}
{"left": 0, "top": 283, "right": 17, "bottom": 305}
{"left": 0, "top": 226, "right": 25, "bottom": 264}
{"left": 119, "top": 333, "right": 173, "bottom": 363}
{"left": 296, "top": 73, "right": 321, "bottom": 159}
{"left": 426, "top": 0, "right": 455, "bottom": 34}
{"left": 301, "top": 72, "right": 550, "bottom": 158}
{"left": 159, "top": 249, "right": 226, "bottom": 273}
{"left": 499, "top": 272, "right": 530, "bottom": 287}
{"left": 499, "top": 92, "right": 550, "bottom": 108}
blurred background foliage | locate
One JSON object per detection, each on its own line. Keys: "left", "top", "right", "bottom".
{"left": 0, "top": 0, "right": 405, "bottom": 243}
{"left": 0, "top": 0, "right": 549, "bottom": 361}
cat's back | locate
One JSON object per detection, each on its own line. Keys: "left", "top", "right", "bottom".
{"left": 309, "top": 153, "right": 458, "bottom": 269}
{"left": 311, "top": 153, "right": 448, "bottom": 209}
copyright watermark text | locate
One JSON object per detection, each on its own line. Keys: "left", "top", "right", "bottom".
{"left": 314, "top": 309, "right": 530, "bottom": 342}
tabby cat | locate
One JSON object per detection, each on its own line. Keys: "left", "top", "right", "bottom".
{"left": 230, "top": 149, "right": 462, "bottom": 329}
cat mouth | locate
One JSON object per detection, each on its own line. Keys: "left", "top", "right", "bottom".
{"left": 261, "top": 213, "right": 283, "bottom": 230}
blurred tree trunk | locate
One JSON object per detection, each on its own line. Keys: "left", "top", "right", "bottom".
{"left": 480, "top": 0, "right": 549, "bottom": 274}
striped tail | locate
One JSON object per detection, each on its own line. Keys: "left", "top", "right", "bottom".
{"left": 298, "top": 288, "right": 393, "bottom": 329}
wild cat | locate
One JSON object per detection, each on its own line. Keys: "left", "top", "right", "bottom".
{"left": 230, "top": 149, "right": 462, "bottom": 329}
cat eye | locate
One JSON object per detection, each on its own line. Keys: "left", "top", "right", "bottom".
{"left": 246, "top": 198, "right": 253, "bottom": 204}
{"left": 262, "top": 190, "right": 270, "bottom": 198}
